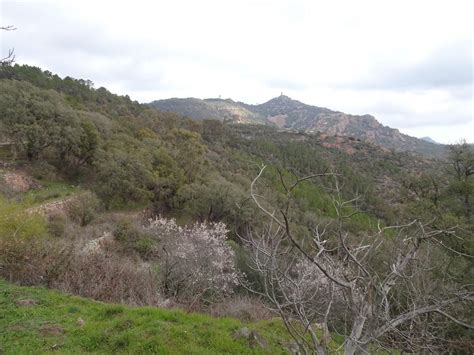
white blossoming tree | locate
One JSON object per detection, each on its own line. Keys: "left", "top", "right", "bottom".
{"left": 146, "top": 217, "right": 240, "bottom": 305}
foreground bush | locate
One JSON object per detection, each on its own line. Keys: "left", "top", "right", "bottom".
{"left": 0, "top": 197, "right": 161, "bottom": 305}
{"left": 0, "top": 202, "right": 242, "bottom": 308}
{"left": 0, "top": 197, "right": 49, "bottom": 283}
{"left": 52, "top": 250, "right": 162, "bottom": 306}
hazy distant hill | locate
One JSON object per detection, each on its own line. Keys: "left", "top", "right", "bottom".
{"left": 150, "top": 95, "right": 446, "bottom": 157}
{"left": 421, "top": 136, "right": 439, "bottom": 144}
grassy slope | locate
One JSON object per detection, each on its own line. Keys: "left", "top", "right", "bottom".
{"left": 22, "top": 181, "right": 79, "bottom": 206}
{"left": 0, "top": 280, "right": 302, "bottom": 354}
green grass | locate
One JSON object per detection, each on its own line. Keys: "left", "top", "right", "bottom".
{"left": 0, "top": 195, "right": 49, "bottom": 239}
{"left": 0, "top": 144, "right": 14, "bottom": 160}
{"left": 0, "top": 280, "right": 297, "bottom": 354}
{"left": 21, "top": 181, "right": 80, "bottom": 206}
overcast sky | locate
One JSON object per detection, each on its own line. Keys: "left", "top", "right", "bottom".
{"left": 1, "top": 0, "right": 473, "bottom": 143}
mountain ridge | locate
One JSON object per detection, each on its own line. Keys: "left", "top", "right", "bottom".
{"left": 150, "top": 95, "right": 445, "bottom": 157}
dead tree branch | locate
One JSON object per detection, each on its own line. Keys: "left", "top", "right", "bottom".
{"left": 243, "top": 166, "right": 474, "bottom": 354}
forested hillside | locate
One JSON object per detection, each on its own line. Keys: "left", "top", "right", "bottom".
{"left": 151, "top": 95, "right": 446, "bottom": 157}
{"left": 1, "top": 65, "right": 472, "bottom": 354}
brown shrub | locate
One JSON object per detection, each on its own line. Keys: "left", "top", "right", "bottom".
{"left": 3, "top": 247, "right": 72, "bottom": 287}
{"left": 47, "top": 212, "right": 68, "bottom": 238}
{"left": 51, "top": 251, "right": 162, "bottom": 306}
{"left": 0, "top": 232, "right": 163, "bottom": 306}
{"left": 0, "top": 226, "right": 68, "bottom": 283}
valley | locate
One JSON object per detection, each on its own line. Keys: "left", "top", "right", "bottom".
{"left": 0, "top": 64, "right": 472, "bottom": 354}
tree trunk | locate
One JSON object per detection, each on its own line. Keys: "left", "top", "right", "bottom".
{"left": 463, "top": 193, "right": 471, "bottom": 220}
{"left": 344, "top": 303, "right": 370, "bottom": 355}
{"left": 315, "top": 344, "right": 328, "bottom": 355}
{"left": 344, "top": 340, "right": 368, "bottom": 355}
{"left": 344, "top": 340, "right": 357, "bottom": 355}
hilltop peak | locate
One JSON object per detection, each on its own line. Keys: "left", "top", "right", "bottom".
{"left": 276, "top": 93, "right": 292, "bottom": 100}
{"left": 257, "top": 95, "right": 308, "bottom": 113}
{"left": 265, "top": 94, "right": 296, "bottom": 104}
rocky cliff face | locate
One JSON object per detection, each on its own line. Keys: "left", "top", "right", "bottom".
{"left": 150, "top": 95, "right": 445, "bottom": 157}
{"left": 248, "top": 95, "right": 444, "bottom": 156}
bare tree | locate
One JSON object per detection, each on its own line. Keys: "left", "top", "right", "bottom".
{"left": 1, "top": 25, "right": 16, "bottom": 66}
{"left": 241, "top": 165, "right": 473, "bottom": 354}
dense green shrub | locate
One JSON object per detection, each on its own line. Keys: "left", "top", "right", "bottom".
{"left": 0, "top": 196, "right": 50, "bottom": 283}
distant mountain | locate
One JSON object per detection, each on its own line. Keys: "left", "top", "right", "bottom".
{"left": 420, "top": 136, "right": 439, "bottom": 144}
{"left": 149, "top": 97, "right": 266, "bottom": 125}
{"left": 150, "top": 95, "right": 446, "bottom": 157}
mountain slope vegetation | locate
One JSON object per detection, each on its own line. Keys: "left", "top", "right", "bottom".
{"left": 0, "top": 64, "right": 472, "bottom": 353}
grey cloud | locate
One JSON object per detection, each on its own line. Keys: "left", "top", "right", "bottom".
{"left": 101, "top": 64, "right": 165, "bottom": 92}
{"left": 265, "top": 78, "right": 307, "bottom": 91}
{"left": 448, "top": 84, "right": 473, "bottom": 100}
{"left": 383, "top": 112, "right": 471, "bottom": 129}
{"left": 0, "top": 2, "right": 309, "bottom": 96}
{"left": 373, "top": 104, "right": 472, "bottom": 129}
{"left": 48, "top": 28, "right": 125, "bottom": 57}
{"left": 353, "top": 39, "right": 473, "bottom": 90}
{"left": 2, "top": 1, "right": 169, "bottom": 92}
{"left": 3, "top": 2, "right": 154, "bottom": 58}
{"left": 367, "top": 91, "right": 472, "bottom": 129}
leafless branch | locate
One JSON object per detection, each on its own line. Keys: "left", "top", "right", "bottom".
{"left": 243, "top": 165, "right": 473, "bottom": 354}
{"left": 1, "top": 25, "right": 16, "bottom": 66}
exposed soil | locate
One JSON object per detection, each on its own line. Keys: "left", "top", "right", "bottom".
{"left": 2, "top": 171, "right": 41, "bottom": 192}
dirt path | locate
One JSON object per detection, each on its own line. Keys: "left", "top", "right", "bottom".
{"left": 26, "top": 196, "right": 77, "bottom": 216}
